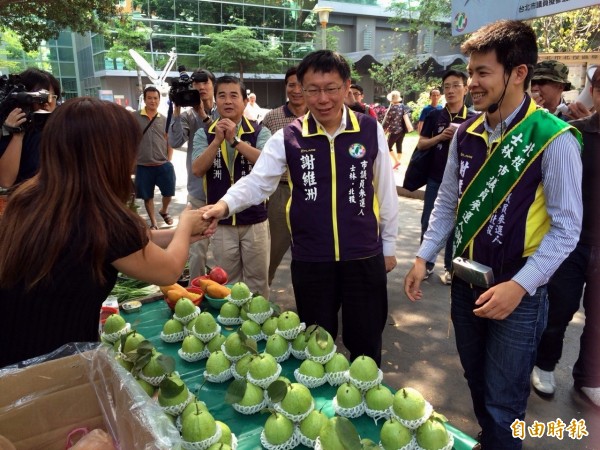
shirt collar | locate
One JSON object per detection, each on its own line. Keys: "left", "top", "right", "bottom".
{"left": 141, "top": 107, "right": 160, "bottom": 118}
{"left": 483, "top": 95, "right": 527, "bottom": 135}
{"left": 312, "top": 107, "right": 348, "bottom": 139}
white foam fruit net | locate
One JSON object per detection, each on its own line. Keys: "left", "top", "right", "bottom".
{"left": 325, "top": 370, "right": 349, "bottom": 386}
{"left": 203, "top": 367, "right": 233, "bottom": 383}
{"left": 174, "top": 306, "right": 201, "bottom": 325}
{"left": 232, "top": 398, "right": 267, "bottom": 415}
{"left": 137, "top": 371, "right": 166, "bottom": 387}
{"left": 270, "top": 343, "right": 292, "bottom": 363}
{"left": 181, "top": 424, "right": 222, "bottom": 450}
{"left": 293, "top": 369, "right": 327, "bottom": 388}
{"left": 220, "top": 344, "right": 250, "bottom": 362}
{"left": 227, "top": 294, "right": 252, "bottom": 307}
{"left": 191, "top": 325, "right": 221, "bottom": 343}
{"left": 246, "top": 331, "right": 266, "bottom": 342}
{"left": 178, "top": 348, "right": 210, "bottom": 362}
{"left": 161, "top": 390, "right": 195, "bottom": 417}
{"left": 364, "top": 404, "right": 393, "bottom": 424}
{"left": 290, "top": 348, "right": 308, "bottom": 360}
{"left": 275, "top": 322, "right": 306, "bottom": 340}
{"left": 246, "top": 364, "right": 282, "bottom": 389}
{"left": 101, "top": 323, "right": 131, "bottom": 344}
{"left": 217, "top": 315, "right": 243, "bottom": 326}
{"left": 298, "top": 429, "right": 317, "bottom": 449}
{"left": 230, "top": 433, "right": 239, "bottom": 450}
{"left": 260, "top": 427, "right": 300, "bottom": 450}
{"left": 160, "top": 330, "right": 185, "bottom": 343}
{"left": 246, "top": 309, "right": 274, "bottom": 324}
{"left": 332, "top": 396, "right": 365, "bottom": 418}
{"left": 273, "top": 399, "right": 314, "bottom": 423}
{"left": 347, "top": 369, "right": 384, "bottom": 392}
{"left": 305, "top": 345, "right": 337, "bottom": 364}
{"left": 394, "top": 401, "right": 434, "bottom": 430}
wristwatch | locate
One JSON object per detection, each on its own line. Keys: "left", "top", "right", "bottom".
{"left": 230, "top": 136, "right": 242, "bottom": 148}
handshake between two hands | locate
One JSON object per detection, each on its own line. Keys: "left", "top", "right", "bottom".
{"left": 181, "top": 202, "right": 228, "bottom": 242}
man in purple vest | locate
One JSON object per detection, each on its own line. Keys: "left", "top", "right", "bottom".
{"left": 202, "top": 50, "right": 399, "bottom": 366}
{"left": 404, "top": 20, "right": 582, "bottom": 450}
{"left": 192, "top": 76, "right": 272, "bottom": 297}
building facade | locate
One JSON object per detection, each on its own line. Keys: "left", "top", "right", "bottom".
{"left": 1, "top": 0, "right": 464, "bottom": 108}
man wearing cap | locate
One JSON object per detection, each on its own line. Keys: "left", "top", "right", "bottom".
{"left": 530, "top": 60, "right": 573, "bottom": 120}
{"left": 168, "top": 68, "right": 219, "bottom": 279}
{"left": 531, "top": 66, "right": 600, "bottom": 407}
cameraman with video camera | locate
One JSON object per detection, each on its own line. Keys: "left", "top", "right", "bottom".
{"left": 168, "top": 67, "right": 219, "bottom": 280}
{"left": 0, "top": 68, "right": 61, "bottom": 188}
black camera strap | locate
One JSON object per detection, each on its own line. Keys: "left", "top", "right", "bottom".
{"left": 142, "top": 114, "right": 158, "bottom": 135}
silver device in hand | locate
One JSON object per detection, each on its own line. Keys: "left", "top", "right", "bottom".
{"left": 452, "top": 257, "right": 495, "bottom": 288}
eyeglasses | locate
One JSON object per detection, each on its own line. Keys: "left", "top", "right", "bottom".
{"left": 303, "top": 85, "right": 343, "bottom": 97}
{"left": 443, "top": 84, "right": 464, "bottom": 91}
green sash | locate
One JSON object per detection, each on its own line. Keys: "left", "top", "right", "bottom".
{"left": 453, "top": 108, "right": 579, "bottom": 259}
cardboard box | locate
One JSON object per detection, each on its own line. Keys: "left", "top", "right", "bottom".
{"left": 0, "top": 346, "right": 181, "bottom": 450}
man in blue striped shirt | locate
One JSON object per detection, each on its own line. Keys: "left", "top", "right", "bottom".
{"left": 404, "top": 20, "right": 582, "bottom": 450}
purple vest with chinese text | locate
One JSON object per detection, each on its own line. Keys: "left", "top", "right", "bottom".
{"left": 283, "top": 108, "right": 382, "bottom": 262}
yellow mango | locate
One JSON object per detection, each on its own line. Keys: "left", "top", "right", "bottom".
{"left": 198, "top": 278, "right": 220, "bottom": 291}
{"left": 166, "top": 289, "right": 184, "bottom": 302}
{"left": 206, "top": 284, "right": 231, "bottom": 299}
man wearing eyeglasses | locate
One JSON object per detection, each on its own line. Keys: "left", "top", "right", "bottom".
{"left": 416, "top": 70, "right": 478, "bottom": 285}
{"left": 0, "top": 68, "right": 61, "bottom": 188}
{"left": 202, "top": 50, "right": 398, "bottom": 366}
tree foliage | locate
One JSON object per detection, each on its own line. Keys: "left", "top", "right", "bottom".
{"left": 388, "top": 0, "right": 452, "bottom": 38}
{"left": 105, "top": 14, "right": 151, "bottom": 71}
{"left": 527, "top": 6, "right": 600, "bottom": 53}
{"left": 198, "top": 26, "right": 283, "bottom": 82}
{"left": 369, "top": 52, "right": 440, "bottom": 102}
{"left": 0, "top": 0, "right": 119, "bottom": 52}
{"left": 0, "top": 30, "right": 45, "bottom": 73}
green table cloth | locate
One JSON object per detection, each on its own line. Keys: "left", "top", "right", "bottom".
{"left": 130, "top": 299, "right": 477, "bottom": 450}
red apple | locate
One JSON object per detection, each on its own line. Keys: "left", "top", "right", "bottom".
{"left": 209, "top": 266, "right": 228, "bottom": 285}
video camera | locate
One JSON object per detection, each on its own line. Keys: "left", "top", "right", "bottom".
{"left": 0, "top": 74, "right": 51, "bottom": 133}
{"left": 169, "top": 65, "right": 201, "bottom": 107}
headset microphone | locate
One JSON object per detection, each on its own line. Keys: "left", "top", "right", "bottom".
{"left": 487, "top": 71, "right": 512, "bottom": 114}
{"left": 488, "top": 84, "right": 507, "bottom": 114}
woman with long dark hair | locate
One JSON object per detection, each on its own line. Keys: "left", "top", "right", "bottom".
{"left": 0, "top": 97, "right": 209, "bottom": 367}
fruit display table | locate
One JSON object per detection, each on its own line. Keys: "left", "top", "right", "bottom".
{"left": 129, "top": 299, "right": 478, "bottom": 450}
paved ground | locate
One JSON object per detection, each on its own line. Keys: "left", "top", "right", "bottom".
{"left": 138, "top": 138, "right": 599, "bottom": 449}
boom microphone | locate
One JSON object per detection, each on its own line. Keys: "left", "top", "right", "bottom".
{"left": 488, "top": 71, "right": 512, "bottom": 114}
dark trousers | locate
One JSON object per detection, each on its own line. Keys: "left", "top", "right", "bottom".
{"left": 291, "top": 254, "right": 388, "bottom": 366}
{"left": 451, "top": 277, "right": 548, "bottom": 450}
{"left": 421, "top": 177, "right": 453, "bottom": 271}
{"left": 536, "top": 243, "right": 600, "bottom": 388}
{"left": 387, "top": 132, "right": 405, "bottom": 154}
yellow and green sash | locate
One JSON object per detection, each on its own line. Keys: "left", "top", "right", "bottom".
{"left": 453, "top": 109, "right": 580, "bottom": 258}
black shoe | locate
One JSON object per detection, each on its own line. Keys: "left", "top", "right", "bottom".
{"left": 472, "top": 431, "right": 483, "bottom": 450}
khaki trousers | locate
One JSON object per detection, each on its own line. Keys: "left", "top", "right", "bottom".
{"left": 211, "top": 220, "right": 270, "bottom": 298}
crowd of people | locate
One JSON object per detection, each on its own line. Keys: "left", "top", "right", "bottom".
{"left": 0, "top": 18, "right": 598, "bottom": 450}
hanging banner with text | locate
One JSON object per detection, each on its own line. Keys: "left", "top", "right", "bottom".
{"left": 451, "top": 0, "right": 598, "bottom": 36}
